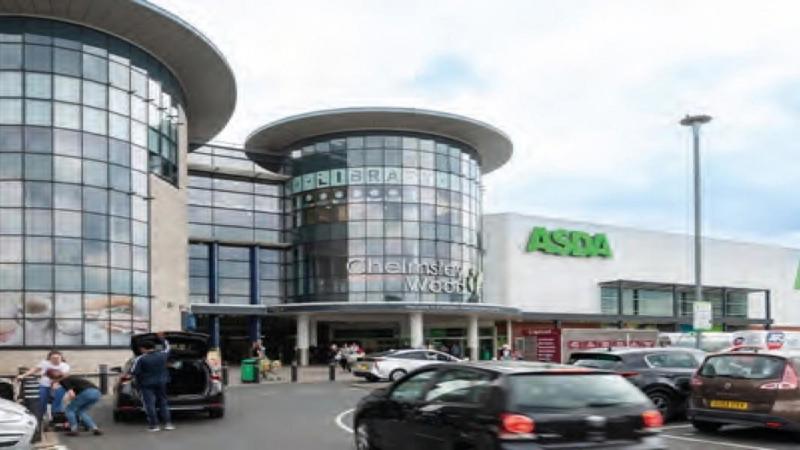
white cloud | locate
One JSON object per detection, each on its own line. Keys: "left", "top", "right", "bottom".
{"left": 155, "top": 0, "right": 800, "bottom": 245}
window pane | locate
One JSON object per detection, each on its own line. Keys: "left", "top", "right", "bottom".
{"left": 24, "top": 181, "right": 51, "bottom": 207}
{"left": 0, "top": 43, "right": 22, "bottom": 69}
{"left": 0, "top": 99, "right": 22, "bottom": 124}
{"left": 54, "top": 75, "right": 80, "bottom": 102}
{"left": 83, "top": 53, "right": 108, "bottom": 83}
{"left": 54, "top": 210, "right": 82, "bottom": 237}
{"left": 82, "top": 107, "right": 107, "bottom": 135}
{"left": 25, "top": 237, "right": 52, "bottom": 262}
{"left": 25, "top": 100, "right": 51, "bottom": 126}
{"left": 54, "top": 183, "right": 81, "bottom": 209}
{"left": 25, "top": 73, "right": 51, "bottom": 99}
{"left": 0, "top": 153, "right": 21, "bottom": 179}
{"left": 83, "top": 80, "right": 106, "bottom": 108}
{"left": 54, "top": 238, "right": 81, "bottom": 264}
{"left": 0, "top": 236, "right": 22, "bottom": 262}
{"left": 24, "top": 154, "right": 51, "bottom": 180}
{"left": 25, "top": 209, "right": 51, "bottom": 235}
{"left": 53, "top": 48, "right": 80, "bottom": 76}
{"left": 53, "top": 156, "right": 81, "bottom": 183}
{"left": 109, "top": 88, "right": 129, "bottom": 115}
{"left": 24, "top": 44, "right": 51, "bottom": 71}
{"left": 0, "top": 72, "right": 22, "bottom": 96}
{"left": 53, "top": 102, "right": 80, "bottom": 129}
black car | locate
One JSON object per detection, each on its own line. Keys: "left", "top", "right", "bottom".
{"left": 353, "top": 361, "right": 666, "bottom": 450}
{"left": 112, "top": 331, "right": 225, "bottom": 421}
{"left": 569, "top": 347, "right": 704, "bottom": 420}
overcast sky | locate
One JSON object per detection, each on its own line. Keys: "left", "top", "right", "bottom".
{"left": 155, "top": 0, "right": 800, "bottom": 247}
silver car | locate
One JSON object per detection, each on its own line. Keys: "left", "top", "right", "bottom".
{"left": 0, "top": 397, "right": 37, "bottom": 449}
{"left": 352, "top": 349, "right": 461, "bottom": 382}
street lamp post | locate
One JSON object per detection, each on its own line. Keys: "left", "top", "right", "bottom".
{"left": 680, "top": 114, "right": 712, "bottom": 349}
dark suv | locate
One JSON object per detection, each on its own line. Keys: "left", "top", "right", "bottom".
{"left": 569, "top": 348, "right": 704, "bottom": 420}
{"left": 689, "top": 350, "right": 800, "bottom": 435}
{"left": 353, "top": 361, "right": 666, "bottom": 450}
{"left": 113, "top": 331, "right": 225, "bottom": 421}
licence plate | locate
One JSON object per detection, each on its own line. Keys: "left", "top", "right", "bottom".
{"left": 709, "top": 400, "right": 749, "bottom": 410}
{"left": 357, "top": 364, "right": 369, "bottom": 371}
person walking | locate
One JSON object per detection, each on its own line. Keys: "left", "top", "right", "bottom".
{"left": 48, "top": 370, "right": 103, "bottom": 437}
{"left": 131, "top": 333, "right": 174, "bottom": 432}
{"left": 16, "top": 351, "right": 70, "bottom": 424}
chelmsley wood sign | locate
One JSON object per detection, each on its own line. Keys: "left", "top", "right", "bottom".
{"left": 525, "top": 226, "right": 613, "bottom": 258}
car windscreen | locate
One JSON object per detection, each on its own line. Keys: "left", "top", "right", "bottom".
{"left": 644, "top": 352, "right": 700, "bottom": 368}
{"left": 509, "top": 374, "right": 648, "bottom": 410}
{"left": 700, "top": 355, "right": 786, "bottom": 380}
{"left": 569, "top": 354, "right": 622, "bottom": 370}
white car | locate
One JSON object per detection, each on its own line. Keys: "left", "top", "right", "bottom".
{"left": 352, "top": 349, "right": 461, "bottom": 382}
{"left": 0, "top": 397, "right": 37, "bottom": 449}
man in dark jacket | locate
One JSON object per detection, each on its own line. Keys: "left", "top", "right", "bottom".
{"left": 131, "top": 334, "right": 174, "bottom": 431}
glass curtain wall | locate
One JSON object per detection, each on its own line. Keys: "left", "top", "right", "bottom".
{"left": 285, "top": 133, "right": 483, "bottom": 304}
{"left": 0, "top": 17, "right": 185, "bottom": 347}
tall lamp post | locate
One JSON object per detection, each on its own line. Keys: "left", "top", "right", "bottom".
{"left": 679, "top": 114, "right": 712, "bottom": 348}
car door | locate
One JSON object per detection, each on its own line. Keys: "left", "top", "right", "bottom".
{"left": 374, "top": 368, "right": 439, "bottom": 450}
{"left": 410, "top": 368, "right": 496, "bottom": 450}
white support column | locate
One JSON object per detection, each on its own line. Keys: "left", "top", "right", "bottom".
{"left": 410, "top": 312, "right": 424, "bottom": 349}
{"left": 296, "top": 313, "right": 310, "bottom": 366}
{"left": 506, "top": 319, "right": 513, "bottom": 348}
{"left": 492, "top": 322, "right": 498, "bottom": 360}
{"left": 468, "top": 315, "right": 479, "bottom": 360}
{"left": 309, "top": 318, "right": 318, "bottom": 348}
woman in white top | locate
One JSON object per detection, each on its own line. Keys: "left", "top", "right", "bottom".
{"left": 17, "top": 351, "right": 70, "bottom": 421}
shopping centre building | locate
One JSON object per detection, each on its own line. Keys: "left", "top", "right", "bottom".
{"left": 2, "top": 1, "right": 799, "bottom": 369}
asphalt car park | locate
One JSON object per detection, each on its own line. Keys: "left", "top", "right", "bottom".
{"left": 47, "top": 380, "right": 800, "bottom": 450}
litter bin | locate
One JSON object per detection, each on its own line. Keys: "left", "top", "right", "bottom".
{"left": 240, "top": 359, "right": 259, "bottom": 383}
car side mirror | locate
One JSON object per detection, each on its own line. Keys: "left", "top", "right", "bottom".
{"left": 110, "top": 366, "right": 123, "bottom": 373}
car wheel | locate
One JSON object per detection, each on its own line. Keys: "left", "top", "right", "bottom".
{"left": 646, "top": 389, "right": 675, "bottom": 421}
{"left": 389, "top": 369, "right": 406, "bottom": 382}
{"left": 209, "top": 409, "right": 225, "bottom": 419}
{"left": 355, "top": 421, "right": 378, "bottom": 450}
{"left": 692, "top": 420, "right": 722, "bottom": 433}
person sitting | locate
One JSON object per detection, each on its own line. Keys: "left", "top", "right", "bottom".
{"left": 48, "top": 370, "right": 103, "bottom": 437}
{"left": 16, "top": 351, "right": 70, "bottom": 424}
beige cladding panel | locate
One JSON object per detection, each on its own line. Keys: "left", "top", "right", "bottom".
{"left": 148, "top": 119, "right": 189, "bottom": 332}
{"left": 0, "top": 350, "right": 131, "bottom": 374}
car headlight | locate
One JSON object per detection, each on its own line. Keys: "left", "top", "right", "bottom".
{"left": 0, "top": 408, "right": 24, "bottom": 423}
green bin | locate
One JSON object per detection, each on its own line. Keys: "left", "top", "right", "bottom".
{"left": 241, "top": 358, "right": 259, "bottom": 383}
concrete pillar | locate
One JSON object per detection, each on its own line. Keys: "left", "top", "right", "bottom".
{"left": 506, "top": 319, "right": 513, "bottom": 348}
{"left": 492, "top": 322, "right": 498, "bottom": 360}
{"left": 296, "top": 314, "right": 310, "bottom": 366}
{"left": 410, "top": 312, "right": 424, "bottom": 349}
{"left": 309, "top": 318, "right": 318, "bottom": 347}
{"left": 468, "top": 315, "right": 479, "bottom": 360}
{"left": 209, "top": 315, "right": 220, "bottom": 349}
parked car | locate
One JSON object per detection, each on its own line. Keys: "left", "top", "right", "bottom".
{"left": 353, "top": 349, "right": 461, "bottom": 382}
{"left": 568, "top": 347, "right": 704, "bottom": 420}
{"left": 689, "top": 350, "right": 800, "bottom": 435}
{"left": 0, "top": 397, "right": 37, "bottom": 449}
{"left": 353, "top": 361, "right": 666, "bottom": 450}
{"left": 112, "top": 331, "right": 225, "bottom": 421}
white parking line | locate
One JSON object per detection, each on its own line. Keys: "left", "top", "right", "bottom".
{"left": 662, "top": 434, "right": 778, "bottom": 450}
{"left": 335, "top": 408, "right": 355, "bottom": 434}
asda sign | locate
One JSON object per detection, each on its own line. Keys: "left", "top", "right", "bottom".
{"left": 526, "top": 227, "right": 612, "bottom": 258}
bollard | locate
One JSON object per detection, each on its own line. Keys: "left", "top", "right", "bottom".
{"left": 221, "top": 365, "right": 229, "bottom": 386}
{"left": 99, "top": 364, "right": 109, "bottom": 395}
{"left": 329, "top": 363, "right": 336, "bottom": 382}
{"left": 291, "top": 363, "right": 298, "bottom": 383}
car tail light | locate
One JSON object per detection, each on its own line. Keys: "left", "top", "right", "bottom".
{"left": 641, "top": 410, "right": 664, "bottom": 428}
{"left": 119, "top": 374, "right": 132, "bottom": 384}
{"left": 765, "top": 421, "right": 783, "bottom": 429}
{"left": 760, "top": 363, "right": 798, "bottom": 390}
{"left": 499, "top": 413, "right": 535, "bottom": 438}
{"left": 619, "top": 371, "right": 640, "bottom": 378}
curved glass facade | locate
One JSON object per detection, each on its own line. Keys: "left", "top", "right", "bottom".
{"left": 0, "top": 17, "right": 185, "bottom": 347}
{"left": 286, "top": 133, "right": 483, "bottom": 304}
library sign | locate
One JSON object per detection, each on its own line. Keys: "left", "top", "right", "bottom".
{"left": 526, "top": 226, "right": 612, "bottom": 258}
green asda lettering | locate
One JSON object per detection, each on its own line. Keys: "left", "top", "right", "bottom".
{"left": 526, "top": 227, "right": 612, "bottom": 258}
